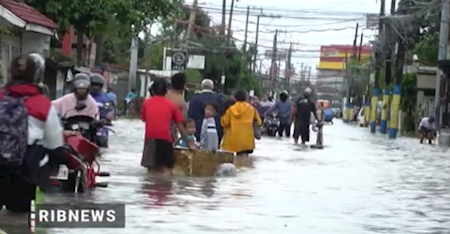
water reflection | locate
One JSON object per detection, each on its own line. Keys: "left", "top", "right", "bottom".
{"left": 26, "top": 120, "right": 450, "bottom": 234}
{"left": 141, "top": 175, "right": 173, "bottom": 207}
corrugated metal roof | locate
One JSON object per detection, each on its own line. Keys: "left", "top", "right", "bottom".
{"left": 0, "top": 0, "right": 58, "bottom": 29}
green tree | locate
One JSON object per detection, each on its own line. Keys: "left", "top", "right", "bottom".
{"left": 413, "top": 34, "right": 438, "bottom": 65}
{"left": 146, "top": 4, "right": 261, "bottom": 94}
{"left": 396, "top": 0, "right": 439, "bottom": 63}
{"left": 400, "top": 73, "right": 417, "bottom": 132}
{"left": 24, "top": 0, "right": 181, "bottom": 64}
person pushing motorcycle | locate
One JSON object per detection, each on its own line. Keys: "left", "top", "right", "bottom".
{"left": 291, "top": 87, "right": 319, "bottom": 146}
{"left": 418, "top": 116, "right": 436, "bottom": 144}
{"left": 0, "top": 53, "right": 64, "bottom": 214}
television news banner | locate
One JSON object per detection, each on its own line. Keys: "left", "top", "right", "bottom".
{"left": 28, "top": 202, "right": 126, "bottom": 232}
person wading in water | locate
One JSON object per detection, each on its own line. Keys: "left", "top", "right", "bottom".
{"left": 291, "top": 87, "right": 319, "bottom": 146}
{"left": 166, "top": 73, "right": 187, "bottom": 141}
{"left": 140, "top": 78, "right": 196, "bottom": 175}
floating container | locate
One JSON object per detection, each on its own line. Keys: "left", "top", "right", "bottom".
{"left": 173, "top": 147, "right": 235, "bottom": 176}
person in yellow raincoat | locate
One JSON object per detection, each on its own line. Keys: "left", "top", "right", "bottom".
{"left": 221, "top": 90, "right": 262, "bottom": 154}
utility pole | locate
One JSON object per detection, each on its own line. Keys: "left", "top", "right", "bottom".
{"left": 226, "top": 0, "right": 235, "bottom": 43}
{"left": 344, "top": 52, "right": 351, "bottom": 123}
{"left": 434, "top": 0, "right": 449, "bottom": 133}
{"left": 243, "top": 6, "right": 250, "bottom": 52}
{"left": 349, "top": 24, "right": 358, "bottom": 105}
{"left": 389, "top": 0, "right": 412, "bottom": 139}
{"left": 358, "top": 33, "right": 364, "bottom": 63}
{"left": 300, "top": 63, "right": 304, "bottom": 81}
{"left": 384, "top": 0, "right": 396, "bottom": 87}
{"left": 270, "top": 29, "right": 278, "bottom": 83}
{"left": 252, "top": 15, "right": 260, "bottom": 74}
{"left": 286, "top": 42, "right": 292, "bottom": 84}
{"left": 380, "top": 0, "right": 396, "bottom": 134}
{"left": 221, "top": 0, "right": 226, "bottom": 36}
{"left": 352, "top": 23, "right": 359, "bottom": 60}
{"left": 128, "top": 36, "right": 139, "bottom": 94}
{"left": 345, "top": 52, "right": 350, "bottom": 103}
{"left": 185, "top": 0, "right": 198, "bottom": 39}
{"left": 370, "top": 0, "right": 385, "bottom": 133}
{"left": 144, "top": 27, "right": 151, "bottom": 95}
{"left": 307, "top": 66, "right": 311, "bottom": 82}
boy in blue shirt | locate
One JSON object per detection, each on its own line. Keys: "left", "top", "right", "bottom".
{"left": 176, "top": 119, "right": 197, "bottom": 147}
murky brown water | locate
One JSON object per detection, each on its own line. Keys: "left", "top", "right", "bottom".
{"left": 2, "top": 120, "right": 450, "bottom": 234}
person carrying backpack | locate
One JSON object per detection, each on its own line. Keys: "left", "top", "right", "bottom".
{"left": 0, "top": 53, "right": 64, "bottom": 214}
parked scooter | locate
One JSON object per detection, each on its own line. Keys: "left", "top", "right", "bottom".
{"left": 263, "top": 112, "right": 280, "bottom": 137}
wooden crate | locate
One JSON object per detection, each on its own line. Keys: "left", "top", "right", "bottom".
{"left": 174, "top": 147, "right": 235, "bottom": 176}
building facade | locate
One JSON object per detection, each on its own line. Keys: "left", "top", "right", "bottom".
{"left": 0, "top": 0, "right": 58, "bottom": 85}
{"left": 316, "top": 44, "right": 372, "bottom": 100}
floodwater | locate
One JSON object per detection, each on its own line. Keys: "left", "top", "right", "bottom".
{"left": 2, "top": 119, "right": 450, "bottom": 234}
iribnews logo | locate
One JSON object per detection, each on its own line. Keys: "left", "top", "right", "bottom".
{"left": 31, "top": 203, "right": 125, "bottom": 228}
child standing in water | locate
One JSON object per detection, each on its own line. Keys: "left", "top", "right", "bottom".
{"left": 200, "top": 103, "right": 219, "bottom": 151}
{"left": 177, "top": 119, "right": 197, "bottom": 147}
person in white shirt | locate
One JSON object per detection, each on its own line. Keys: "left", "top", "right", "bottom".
{"left": 200, "top": 103, "right": 219, "bottom": 151}
{"left": 418, "top": 116, "right": 436, "bottom": 144}
{"left": 258, "top": 94, "right": 274, "bottom": 114}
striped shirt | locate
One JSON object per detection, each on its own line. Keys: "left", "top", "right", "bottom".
{"left": 200, "top": 117, "right": 218, "bottom": 151}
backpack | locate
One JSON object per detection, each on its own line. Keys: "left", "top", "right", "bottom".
{"left": 0, "top": 88, "right": 29, "bottom": 167}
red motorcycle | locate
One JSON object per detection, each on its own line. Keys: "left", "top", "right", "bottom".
{"left": 45, "top": 115, "right": 110, "bottom": 193}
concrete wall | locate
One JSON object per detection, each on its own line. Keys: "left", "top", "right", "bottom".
{"left": 21, "top": 31, "right": 50, "bottom": 56}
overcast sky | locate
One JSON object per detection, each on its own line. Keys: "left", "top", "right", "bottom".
{"left": 153, "top": 0, "right": 392, "bottom": 76}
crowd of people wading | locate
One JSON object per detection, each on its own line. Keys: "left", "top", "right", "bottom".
{"left": 140, "top": 73, "right": 319, "bottom": 175}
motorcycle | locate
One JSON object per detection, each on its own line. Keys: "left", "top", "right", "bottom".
{"left": 263, "top": 112, "right": 280, "bottom": 137}
{"left": 95, "top": 101, "right": 115, "bottom": 148}
{"left": 44, "top": 103, "right": 110, "bottom": 193}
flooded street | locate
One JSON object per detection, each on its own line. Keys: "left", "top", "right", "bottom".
{"left": 3, "top": 119, "right": 450, "bottom": 233}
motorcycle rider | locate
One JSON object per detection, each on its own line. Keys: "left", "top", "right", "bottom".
{"left": 264, "top": 91, "right": 292, "bottom": 137}
{"left": 89, "top": 74, "right": 112, "bottom": 117}
{"left": 0, "top": 53, "right": 64, "bottom": 214}
{"left": 291, "top": 87, "right": 319, "bottom": 146}
{"left": 52, "top": 73, "right": 99, "bottom": 120}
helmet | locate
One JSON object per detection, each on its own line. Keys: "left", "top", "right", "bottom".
{"left": 429, "top": 116, "right": 435, "bottom": 122}
{"left": 10, "top": 53, "right": 45, "bottom": 83}
{"left": 90, "top": 73, "right": 105, "bottom": 86}
{"left": 73, "top": 73, "right": 91, "bottom": 89}
{"left": 304, "top": 87, "right": 312, "bottom": 97}
{"left": 28, "top": 53, "right": 45, "bottom": 83}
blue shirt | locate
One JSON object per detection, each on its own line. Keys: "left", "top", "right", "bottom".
{"left": 178, "top": 135, "right": 196, "bottom": 147}
{"left": 107, "top": 92, "right": 117, "bottom": 104}
{"left": 125, "top": 92, "right": 137, "bottom": 103}
{"left": 265, "top": 100, "right": 293, "bottom": 124}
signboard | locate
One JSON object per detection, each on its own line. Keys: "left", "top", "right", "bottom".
{"left": 264, "top": 50, "right": 287, "bottom": 61}
{"left": 366, "top": 14, "right": 379, "bottom": 29}
{"left": 171, "top": 50, "right": 188, "bottom": 71}
{"left": 163, "top": 48, "right": 205, "bottom": 70}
